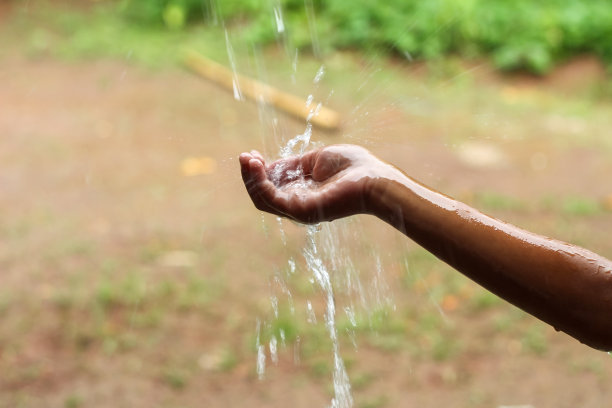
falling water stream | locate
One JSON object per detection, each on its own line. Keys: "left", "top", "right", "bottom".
{"left": 251, "top": 63, "right": 395, "bottom": 407}
{"left": 216, "top": 1, "right": 395, "bottom": 406}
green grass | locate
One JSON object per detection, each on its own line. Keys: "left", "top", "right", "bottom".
{"left": 6, "top": 3, "right": 231, "bottom": 68}
{"left": 474, "top": 191, "right": 527, "bottom": 212}
{"left": 358, "top": 395, "right": 388, "bottom": 408}
{"left": 350, "top": 371, "right": 376, "bottom": 391}
{"left": 163, "top": 367, "right": 189, "bottom": 390}
{"left": 540, "top": 194, "right": 604, "bottom": 217}
{"left": 64, "top": 395, "right": 83, "bottom": 408}
{"left": 521, "top": 325, "right": 548, "bottom": 356}
{"left": 561, "top": 196, "right": 603, "bottom": 216}
{"left": 469, "top": 290, "right": 502, "bottom": 312}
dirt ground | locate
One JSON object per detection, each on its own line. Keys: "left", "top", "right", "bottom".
{"left": 2, "top": 27, "right": 612, "bottom": 408}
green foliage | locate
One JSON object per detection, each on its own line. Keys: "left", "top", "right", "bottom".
{"left": 121, "top": 0, "right": 612, "bottom": 74}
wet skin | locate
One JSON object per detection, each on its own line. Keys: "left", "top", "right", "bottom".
{"left": 240, "top": 144, "right": 612, "bottom": 350}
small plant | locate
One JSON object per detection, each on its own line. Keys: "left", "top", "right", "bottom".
{"left": 64, "top": 394, "right": 83, "bottom": 408}
{"left": 218, "top": 348, "right": 239, "bottom": 372}
{"left": 522, "top": 325, "right": 548, "bottom": 356}
{"left": 359, "top": 395, "right": 389, "bottom": 408}
{"left": 561, "top": 196, "right": 602, "bottom": 216}
{"left": 163, "top": 368, "right": 189, "bottom": 390}
{"left": 469, "top": 289, "right": 502, "bottom": 312}
{"left": 474, "top": 191, "right": 526, "bottom": 212}
{"left": 350, "top": 371, "right": 375, "bottom": 391}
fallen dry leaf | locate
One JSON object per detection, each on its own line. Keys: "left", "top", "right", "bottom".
{"left": 602, "top": 193, "right": 612, "bottom": 212}
{"left": 441, "top": 294, "right": 459, "bottom": 312}
{"left": 181, "top": 156, "right": 217, "bottom": 176}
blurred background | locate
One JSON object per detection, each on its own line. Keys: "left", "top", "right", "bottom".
{"left": 1, "top": 0, "right": 612, "bottom": 407}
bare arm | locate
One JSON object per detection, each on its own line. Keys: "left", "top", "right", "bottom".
{"left": 239, "top": 144, "right": 612, "bottom": 350}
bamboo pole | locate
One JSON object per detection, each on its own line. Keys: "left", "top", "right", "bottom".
{"left": 183, "top": 50, "right": 341, "bottom": 131}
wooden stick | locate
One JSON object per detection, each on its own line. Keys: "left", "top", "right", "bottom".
{"left": 183, "top": 49, "right": 341, "bottom": 131}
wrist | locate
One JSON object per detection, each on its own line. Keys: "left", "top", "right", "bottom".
{"left": 364, "top": 164, "right": 411, "bottom": 223}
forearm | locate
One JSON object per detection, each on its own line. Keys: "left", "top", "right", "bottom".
{"left": 368, "top": 171, "right": 612, "bottom": 350}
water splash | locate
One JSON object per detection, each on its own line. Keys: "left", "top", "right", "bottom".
{"left": 224, "top": 29, "right": 243, "bottom": 101}
{"left": 279, "top": 123, "right": 312, "bottom": 158}
{"left": 270, "top": 295, "right": 279, "bottom": 318}
{"left": 238, "top": 14, "right": 393, "bottom": 406}
{"left": 314, "top": 65, "right": 326, "bottom": 84}
{"left": 344, "top": 306, "right": 357, "bottom": 327}
{"left": 288, "top": 258, "right": 296, "bottom": 274}
{"left": 273, "top": 5, "right": 285, "bottom": 34}
{"left": 291, "top": 49, "right": 299, "bottom": 84}
{"left": 304, "top": 225, "right": 353, "bottom": 408}
{"left": 277, "top": 217, "right": 287, "bottom": 246}
{"left": 306, "top": 94, "right": 314, "bottom": 107}
{"left": 269, "top": 335, "right": 279, "bottom": 364}
{"left": 306, "top": 300, "right": 317, "bottom": 323}
{"left": 203, "top": 0, "right": 219, "bottom": 25}
{"left": 256, "top": 319, "right": 266, "bottom": 379}
{"left": 304, "top": 0, "right": 321, "bottom": 58}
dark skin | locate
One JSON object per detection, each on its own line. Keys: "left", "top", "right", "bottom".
{"left": 239, "top": 144, "right": 612, "bottom": 351}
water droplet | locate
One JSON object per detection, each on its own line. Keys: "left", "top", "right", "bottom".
{"left": 255, "top": 319, "right": 266, "bottom": 379}
{"left": 257, "top": 344, "right": 266, "bottom": 379}
{"left": 288, "top": 258, "right": 296, "bottom": 274}
{"left": 344, "top": 306, "right": 357, "bottom": 327}
{"left": 270, "top": 295, "right": 279, "bottom": 318}
{"left": 314, "top": 65, "right": 326, "bottom": 84}
{"left": 306, "top": 94, "right": 314, "bottom": 107}
{"left": 273, "top": 6, "right": 285, "bottom": 33}
{"left": 294, "top": 336, "right": 301, "bottom": 364}
{"left": 269, "top": 335, "right": 278, "bottom": 364}
{"left": 277, "top": 217, "right": 287, "bottom": 246}
{"left": 224, "top": 30, "right": 243, "bottom": 101}
{"left": 307, "top": 300, "right": 317, "bottom": 324}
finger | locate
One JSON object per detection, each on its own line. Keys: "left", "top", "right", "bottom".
{"left": 266, "top": 148, "right": 322, "bottom": 184}
{"left": 297, "top": 148, "right": 321, "bottom": 176}
{"left": 239, "top": 152, "right": 253, "bottom": 167}
{"left": 239, "top": 152, "right": 255, "bottom": 185}
{"left": 250, "top": 150, "right": 265, "bottom": 163}
{"left": 311, "top": 150, "right": 351, "bottom": 182}
{"left": 240, "top": 152, "right": 300, "bottom": 220}
{"left": 246, "top": 159, "right": 288, "bottom": 218}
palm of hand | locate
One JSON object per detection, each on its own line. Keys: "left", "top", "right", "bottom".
{"left": 240, "top": 145, "right": 377, "bottom": 223}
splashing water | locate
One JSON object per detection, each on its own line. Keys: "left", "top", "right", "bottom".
{"left": 273, "top": 5, "right": 285, "bottom": 34}
{"left": 279, "top": 123, "right": 312, "bottom": 159}
{"left": 224, "top": 29, "right": 243, "bottom": 101}
{"left": 314, "top": 65, "right": 326, "bottom": 84}
{"left": 220, "top": 4, "right": 394, "bottom": 407}
{"left": 256, "top": 319, "right": 266, "bottom": 380}
{"left": 250, "top": 57, "right": 397, "bottom": 407}
{"left": 269, "top": 335, "right": 279, "bottom": 364}
{"left": 261, "top": 65, "right": 355, "bottom": 407}
{"left": 304, "top": 224, "right": 353, "bottom": 408}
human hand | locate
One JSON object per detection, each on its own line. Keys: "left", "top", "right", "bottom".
{"left": 239, "top": 144, "right": 393, "bottom": 224}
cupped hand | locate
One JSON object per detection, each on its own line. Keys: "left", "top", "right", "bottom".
{"left": 239, "top": 144, "right": 390, "bottom": 224}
